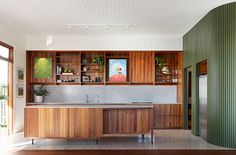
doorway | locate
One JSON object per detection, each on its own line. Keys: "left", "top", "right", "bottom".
{"left": 0, "top": 41, "right": 13, "bottom": 135}
{"left": 187, "top": 67, "right": 192, "bottom": 129}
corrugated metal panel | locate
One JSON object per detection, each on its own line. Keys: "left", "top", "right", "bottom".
{"left": 183, "top": 2, "right": 236, "bottom": 148}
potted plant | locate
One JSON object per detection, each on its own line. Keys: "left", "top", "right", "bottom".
{"left": 155, "top": 56, "right": 164, "bottom": 74}
{"left": 155, "top": 56, "right": 164, "bottom": 66}
{"left": 33, "top": 85, "right": 49, "bottom": 103}
{"left": 93, "top": 55, "right": 104, "bottom": 71}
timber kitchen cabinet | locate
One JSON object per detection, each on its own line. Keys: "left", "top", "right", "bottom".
{"left": 129, "top": 52, "right": 155, "bottom": 84}
{"left": 26, "top": 51, "right": 183, "bottom": 102}
{"left": 24, "top": 105, "right": 154, "bottom": 143}
{"left": 153, "top": 104, "right": 182, "bottom": 129}
{"left": 26, "top": 51, "right": 182, "bottom": 86}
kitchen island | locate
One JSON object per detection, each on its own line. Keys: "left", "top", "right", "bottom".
{"left": 24, "top": 103, "right": 154, "bottom": 144}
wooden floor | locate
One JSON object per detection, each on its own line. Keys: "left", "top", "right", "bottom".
{"left": 5, "top": 150, "right": 236, "bottom": 155}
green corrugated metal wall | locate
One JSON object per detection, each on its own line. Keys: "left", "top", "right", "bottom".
{"left": 183, "top": 2, "right": 236, "bottom": 148}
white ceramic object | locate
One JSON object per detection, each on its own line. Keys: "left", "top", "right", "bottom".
{"left": 34, "top": 95, "right": 43, "bottom": 103}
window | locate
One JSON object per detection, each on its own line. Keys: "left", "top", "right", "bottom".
{"left": 0, "top": 45, "right": 9, "bottom": 59}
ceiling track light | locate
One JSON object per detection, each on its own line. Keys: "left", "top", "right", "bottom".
{"left": 65, "top": 24, "right": 138, "bottom": 30}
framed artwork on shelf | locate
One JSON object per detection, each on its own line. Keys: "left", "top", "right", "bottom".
{"left": 16, "top": 84, "right": 24, "bottom": 98}
{"left": 108, "top": 59, "right": 127, "bottom": 82}
{"left": 34, "top": 58, "right": 52, "bottom": 78}
{"left": 17, "top": 67, "right": 24, "bottom": 82}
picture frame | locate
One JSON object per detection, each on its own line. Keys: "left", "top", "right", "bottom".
{"left": 17, "top": 67, "right": 24, "bottom": 82}
{"left": 82, "top": 75, "right": 90, "bottom": 82}
{"left": 108, "top": 59, "right": 128, "bottom": 82}
{"left": 16, "top": 84, "right": 24, "bottom": 98}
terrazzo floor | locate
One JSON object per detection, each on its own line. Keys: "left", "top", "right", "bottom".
{"left": 0, "top": 130, "right": 232, "bottom": 153}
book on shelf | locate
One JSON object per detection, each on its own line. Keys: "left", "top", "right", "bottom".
{"left": 56, "top": 65, "right": 62, "bottom": 75}
{"left": 61, "top": 72, "right": 74, "bottom": 75}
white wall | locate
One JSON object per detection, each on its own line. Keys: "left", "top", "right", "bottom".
{"left": 26, "top": 35, "right": 182, "bottom": 50}
{"left": 0, "top": 21, "right": 26, "bottom": 133}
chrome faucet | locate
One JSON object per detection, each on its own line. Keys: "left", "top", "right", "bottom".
{"left": 94, "top": 94, "right": 100, "bottom": 103}
{"left": 86, "top": 94, "right": 89, "bottom": 103}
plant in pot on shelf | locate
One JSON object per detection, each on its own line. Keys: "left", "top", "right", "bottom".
{"left": 155, "top": 56, "right": 164, "bottom": 74}
{"left": 93, "top": 55, "right": 104, "bottom": 82}
{"left": 93, "top": 55, "right": 104, "bottom": 71}
{"left": 33, "top": 85, "right": 49, "bottom": 103}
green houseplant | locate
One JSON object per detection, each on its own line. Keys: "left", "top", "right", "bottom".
{"left": 93, "top": 55, "right": 104, "bottom": 72}
{"left": 155, "top": 56, "right": 164, "bottom": 66}
{"left": 33, "top": 85, "right": 49, "bottom": 103}
{"left": 155, "top": 56, "right": 164, "bottom": 74}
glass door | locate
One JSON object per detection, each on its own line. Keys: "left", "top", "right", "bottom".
{"left": 0, "top": 60, "right": 8, "bottom": 134}
{"left": 0, "top": 43, "right": 13, "bottom": 135}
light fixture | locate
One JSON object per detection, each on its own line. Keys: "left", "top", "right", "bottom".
{"left": 65, "top": 24, "right": 138, "bottom": 30}
{"left": 85, "top": 25, "right": 89, "bottom": 30}
{"left": 46, "top": 35, "right": 53, "bottom": 46}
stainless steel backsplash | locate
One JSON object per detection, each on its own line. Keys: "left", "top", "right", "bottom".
{"left": 34, "top": 85, "right": 177, "bottom": 104}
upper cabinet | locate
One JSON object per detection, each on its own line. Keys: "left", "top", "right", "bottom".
{"left": 130, "top": 52, "right": 155, "bottom": 84}
{"left": 81, "top": 51, "right": 105, "bottom": 85}
{"left": 26, "top": 51, "right": 182, "bottom": 86}
{"left": 155, "top": 52, "right": 182, "bottom": 85}
{"left": 27, "top": 51, "right": 55, "bottom": 84}
{"left": 55, "top": 51, "right": 81, "bottom": 85}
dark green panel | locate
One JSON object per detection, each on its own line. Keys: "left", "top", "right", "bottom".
{"left": 183, "top": 2, "right": 236, "bottom": 148}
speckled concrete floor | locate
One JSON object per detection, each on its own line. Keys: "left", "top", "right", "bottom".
{"left": 0, "top": 130, "right": 232, "bottom": 152}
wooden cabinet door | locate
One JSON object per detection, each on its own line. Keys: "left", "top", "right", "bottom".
{"left": 24, "top": 108, "right": 38, "bottom": 137}
{"left": 38, "top": 108, "right": 67, "bottom": 138}
{"left": 153, "top": 104, "right": 182, "bottom": 129}
{"left": 130, "top": 52, "right": 155, "bottom": 83}
{"left": 68, "top": 108, "right": 103, "bottom": 138}
{"left": 103, "top": 109, "right": 153, "bottom": 134}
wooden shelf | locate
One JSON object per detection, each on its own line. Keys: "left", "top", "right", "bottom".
{"left": 56, "top": 82, "right": 81, "bottom": 85}
{"left": 57, "top": 74, "right": 80, "bottom": 76}
{"left": 30, "top": 82, "right": 56, "bottom": 85}
{"left": 56, "top": 62, "right": 80, "bottom": 65}
{"left": 130, "top": 82, "right": 154, "bottom": 85}
{"left": 81, "top": 63, "right": 100, "bottom": 66}
{"left": 81, "top": 82, "right": 104, "bottom": 85}
{"left": 155, "top": 64, "right": 178, "bottom": 66}
{"left": 105, "top": 82, "right": 130, "bottom": 85}
{"left": 155, "top": 82, "right": 178, "bottom": 85}
{"left": 81, "top": 71, "right": 103, "bottom": 73}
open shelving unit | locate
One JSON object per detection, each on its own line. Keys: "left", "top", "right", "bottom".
{"left": 155, "top": 52, "right": 181, "bottom": 85}
{"left": 27, "top": 51, "right": 182, "bottom": 86}
{"left": 26, "top": 50, "right": 183, "bottom": 102}
{"left": 55, "top": 52, "right": 81, "bottom": 85}
{"left": 81, "top": 52, "right": 105, "bottom": 84}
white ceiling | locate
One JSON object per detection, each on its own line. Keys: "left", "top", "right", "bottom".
{"left": 0, "top": 0, "right": 235, "bottom": 36}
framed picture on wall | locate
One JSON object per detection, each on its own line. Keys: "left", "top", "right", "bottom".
{"left": 17, "top": 84, "right": 24, "bottom": 98}
{"left": 108, "top": 59, "right": 127, "bottom": 82}
{"left": 17, "top": 67, "right": 24, "bottom": 82}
